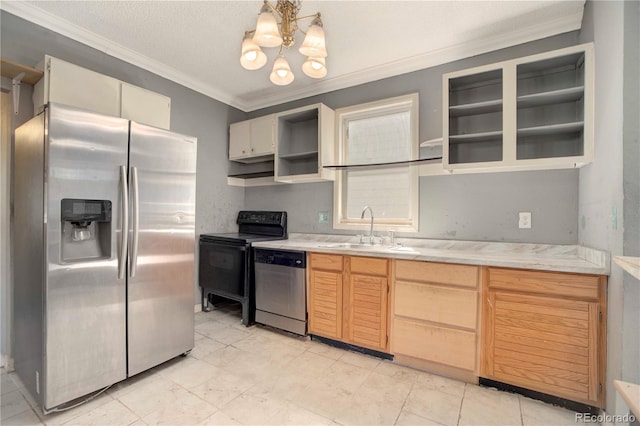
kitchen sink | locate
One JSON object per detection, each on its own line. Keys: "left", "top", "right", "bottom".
{"left": 317, "top": 243, "right": 375, "bottom": 249}
{"left": 316, "top": 243, "right": 417, "bottom": 252}
{"left": 386, "top": 246, "right": 416, "bottom": 252}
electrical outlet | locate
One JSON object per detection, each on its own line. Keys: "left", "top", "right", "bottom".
{"left": 519, "top": 212, "right": 531, "bottom": 229}
{"left": 318, "top": 211, "right": 329, "bottom": 224}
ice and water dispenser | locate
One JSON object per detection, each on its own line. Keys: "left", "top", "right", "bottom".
{"left": 60, "top": 199, "right": 112, "bottom": 262}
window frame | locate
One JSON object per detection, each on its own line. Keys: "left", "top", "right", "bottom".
{"left": 333, "top": 93, "right": 420, "bottom": 233}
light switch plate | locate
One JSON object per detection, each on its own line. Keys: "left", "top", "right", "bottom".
{"left": 519, "top": 212, "right": 531, "bottom": 229}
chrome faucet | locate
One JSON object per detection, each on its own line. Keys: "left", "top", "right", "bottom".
{"left": 360, "top": 206, "right": 375, "bottom": 245}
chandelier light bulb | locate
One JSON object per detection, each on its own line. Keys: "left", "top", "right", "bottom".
{"left": 302, "top": 56, "right": 327, "bottom": 78}
{"left": 270, "top": 54, "right": 295, "bottom": 85}
{"left": 254, "top": 2, "right": 283, "bottom": 47}
{"left": 240, "top": 32, "right": 267, "bottom": 70}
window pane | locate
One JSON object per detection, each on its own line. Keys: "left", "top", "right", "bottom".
{"left": 344, "top": 168, "right": 412, "bottom": 219}
{"left": 346, "top": 111, "right": 412, "bottom": 164}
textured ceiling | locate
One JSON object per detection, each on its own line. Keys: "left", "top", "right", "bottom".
{"left": 2, "top": 1, "right": 585, "bottom": 111}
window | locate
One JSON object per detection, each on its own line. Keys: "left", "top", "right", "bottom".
{"left": 333, "top": 93, "right": 419, "bottom": 232}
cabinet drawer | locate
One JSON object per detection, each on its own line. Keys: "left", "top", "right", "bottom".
{"left": 350, "top": 256, "right": 388, "bottom": 276}
{"left": 395, "top": 281, "right": 477, "bottom": 329}
{"left": 488, "top": 268, "right": 601, "bottom": 300}
{"left": 309, "top": 253, "right": 343, "bottom": 272}
{"left": 395, "top": 260, "right": 478, "bottom": 288}
{"left": 393, "top": 318, "right": 476, "bottom": 371}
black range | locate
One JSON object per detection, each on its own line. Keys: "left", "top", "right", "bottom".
{"left": 199, "top": 211, "right": 287, "bottom": 326}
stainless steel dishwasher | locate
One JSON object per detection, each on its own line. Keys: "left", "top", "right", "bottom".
{"left": 254, "top": 248, "right": 307, "bottom": 335}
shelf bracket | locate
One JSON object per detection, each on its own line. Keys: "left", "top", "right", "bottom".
{"left": 11, "top": 72, "right": 26, "bottom": 115}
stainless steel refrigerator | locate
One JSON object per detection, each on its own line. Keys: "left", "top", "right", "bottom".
{"left": 13, "top": 102, "right": 197, "bottom": 411}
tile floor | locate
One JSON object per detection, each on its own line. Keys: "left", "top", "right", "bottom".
{"left": 1, "top": 303, "right": 590, "bottom": 425}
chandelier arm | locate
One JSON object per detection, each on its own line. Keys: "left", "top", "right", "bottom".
{"left": 264, "top": 1, "right": 282, "bottom": 17}
{"left": 291, "top": 13, "right": 320, "bottom": 22}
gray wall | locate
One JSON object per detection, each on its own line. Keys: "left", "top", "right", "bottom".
{"left": 0, "top": 10, "right": 247, "bottom": 310}
{"left": 578, "top": 0, "right": 638, "bottom": 414}
{"left": 622, "top": 0, "right": 640, "bottom": 391}
{"left": 245, "top": 33, "right": 582, "bottom": 244}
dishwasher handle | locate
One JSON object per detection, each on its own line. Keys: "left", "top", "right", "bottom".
{"left": 254, "top": 249, "right": 306, "bottom": 268}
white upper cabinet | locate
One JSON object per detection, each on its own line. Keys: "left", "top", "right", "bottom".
{"left": 274, "top": 103, "right": 335, "bottom": 183}
{"left": 250, "top": 115, "right": 277, "bottom": 157}
{"left": 121, "top": 83, "right": 171, "bottom": 130}
{"left": 34, "top": 56, "right": 121, "bottom": 117}
{"left": 33, "top": 56, "right": 171, "bottom": 129}
{"left": 229, "top": 115, "right": 275, "bottom": 163}
{"left": 443, "top": 43, "right": 594, "bottom": 173}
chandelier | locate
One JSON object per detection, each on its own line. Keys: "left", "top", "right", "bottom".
{"left": 240, "top": 0, "right": 328, "bottom": 86}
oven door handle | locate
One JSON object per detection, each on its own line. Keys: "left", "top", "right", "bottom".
{"left": 200, "top": 240, "right": 249, "bottom": 251}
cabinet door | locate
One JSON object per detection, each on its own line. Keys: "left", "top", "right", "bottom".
{"left": 308, "top": 268, "right": 343, "bottom": 340}
{"left": 121, "top": 83, "right": 171, "bottom": 130}
{"left": 229, "top": 121, "right": 251, "bottom": 160}
{"left": 48, "top": 57, "right": 121, "bottom": 117}
{"left": 250, "top": 115, "right": 275, "bottom": 157}
{"left": 348, "top": 273, "right": 388, "bottom": 351}
{"left": 483, "top": 290, "right": 601, "bottom": 406}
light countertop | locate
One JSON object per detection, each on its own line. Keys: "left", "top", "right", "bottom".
{"left": 613, "top": 256, "right": 640, "bottom": 280}
{"left": 253, "top": 233, "right": 610, "bottom": 275}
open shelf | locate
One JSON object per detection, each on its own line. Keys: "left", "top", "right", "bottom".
{"left": 0, "top": 58, "right": 43, "bottom": 84}
{"left": 443, "top": 43, "right": 592, "bottom": 170}
{"left": 278, "top": 150, "right": 318, "bottom": 160}
{"left": 420, "top": 138, "right": 443, "bottom": 147}
{"left": 449, "top": 99, "right": 502, "bottom": 117}
{"left": 517, "top": 86, "right": 584, "bottom": 109}
{"left": 274, "top": 103, "right": 334, "bottom": 183}
{"left": 448, "top": 130, "right": 503, "bottom": 143}
{"left": 517, "top": 121, "right": 584, "bottom": 137}
{"left": 323, "top": 157, "right": 442, "bottom": 171}
{"left": 227, "top": 171, "right": 274, "bottom": 179}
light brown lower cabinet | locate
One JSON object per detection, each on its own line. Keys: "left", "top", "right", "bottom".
{"left": 308, "top": 253, "right": 390, "bottom": 353}
{"left": 482, "top": 267, "right": 607, "bottom": 408}
{"left": 391, "top": 260, "right": 480, "bottom": 382}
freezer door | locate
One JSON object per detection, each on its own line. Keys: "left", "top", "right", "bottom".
{"left": 127, "top": 122, "right": 197, "bottom": 376}
{"left": 45, "top": 103, "right": 129, "bottom": 409}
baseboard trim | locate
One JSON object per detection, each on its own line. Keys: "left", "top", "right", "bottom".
{"left": 479, "top": 377, "right": 601, "bottom": 415}
{"left": 194, "top": 303, "right": 202, "bottom": 313}
{"left": 310, "top": 335, "right": 393, "bottom": 360}
{"left": 1, "top": 354, "right": 14, "bottom": 372}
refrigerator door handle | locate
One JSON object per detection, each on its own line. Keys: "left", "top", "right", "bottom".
{"left": 130, "top": 166, "right": 140, "bottom": 278}
{"left": 118, "top": 165, "right": 129, "bottom": 280}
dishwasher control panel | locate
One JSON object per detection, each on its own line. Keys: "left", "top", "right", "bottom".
{"left": 254, "top": 249, "right": 306, "bottom": 268}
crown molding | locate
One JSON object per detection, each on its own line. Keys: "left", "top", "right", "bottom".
{"left": 2, "top": 1, "right": 583, "bottom": 113}
{"left": 0, "top": 1, "right": 241, "bottom": 109}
